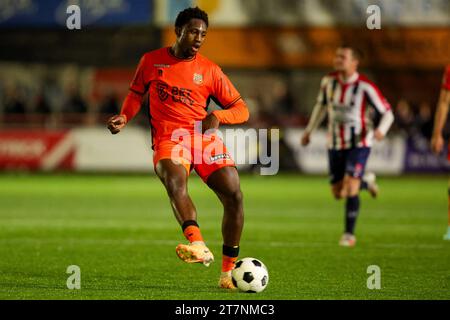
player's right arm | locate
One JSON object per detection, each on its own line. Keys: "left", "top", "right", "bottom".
{"left": 301, "top": 77, "right": 328, "bottom": 146}
{"left": 431, "top": 89, "right": 450, "bottom": 154}
{"left": 431, "top": 67, "right": 450, "bottom": 154}
{"left": 107, "top": 54, "right": 148, "bottom": 135}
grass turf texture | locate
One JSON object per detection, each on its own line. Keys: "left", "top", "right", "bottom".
{"left": 0, "top": 173, "right": 449, "bottom": 300}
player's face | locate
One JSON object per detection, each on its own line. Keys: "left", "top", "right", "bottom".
{"left": 177, "top": 19, "right": 207, "bottom": 57}
{"left": 333, "top": 48, "right": 358, "bottom": 73}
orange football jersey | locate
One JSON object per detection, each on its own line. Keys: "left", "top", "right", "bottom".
{"left": 128, "top": 47, "right": 244, "bottom": 140}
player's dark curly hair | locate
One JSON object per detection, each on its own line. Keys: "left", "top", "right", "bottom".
{"left": 175, "top": 6, "right": 209, "bottom": 29}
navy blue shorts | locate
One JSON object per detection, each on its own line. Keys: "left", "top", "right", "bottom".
{"left": 328, "top": 147, "right": 371, "bottom": 184}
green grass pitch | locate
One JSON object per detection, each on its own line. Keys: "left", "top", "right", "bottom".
{"left": 0, "top": 173, "right": 449, "bottom": 300}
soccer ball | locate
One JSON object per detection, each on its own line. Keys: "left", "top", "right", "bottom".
{"left": 231, "top": 257, "right": 269, "bottom": 293}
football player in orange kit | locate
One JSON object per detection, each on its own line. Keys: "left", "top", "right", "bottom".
{"left": 107, "top": 7, "right": 249, "bottom": 288}
{"left": 431, "top": 65, "right": 450, "bottom": 240}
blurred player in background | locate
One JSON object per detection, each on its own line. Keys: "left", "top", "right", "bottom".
{"left": 301, "top": 46, "right": 394, "bottom": 247}
{"left": 430, "top": 65, "right": 450, "bottom": 240}
{"left": 107, "top": 7, "right": 249, "bottom": 288}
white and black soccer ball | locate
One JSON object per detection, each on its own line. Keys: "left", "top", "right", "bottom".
{"left": 231, "top": 257, "right": 269, "bottom": 293}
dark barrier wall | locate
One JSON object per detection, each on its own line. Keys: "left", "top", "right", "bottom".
{"left": 0, "top": 27, "right": 161, "bottom": 66}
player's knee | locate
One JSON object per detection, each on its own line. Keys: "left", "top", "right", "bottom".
{"left": 331, "top": 185, "right": 343, "bottom": 199}
{"left": 346, "top": 179, "right": 360, "bottom": 196}
{"left": 332, "top": 190, "right": 343, "bottom": 200}
{"left": 164, "top": 176, "right": 187, "bottom": 199}
{"left": 230, "top": 189, "right": 243, "bottom": 206}
{"left": 225, "top": 190, "right": 244, "bottom": 221}
{"left": 224, "top": 188, "right": 243, "bottom": 209}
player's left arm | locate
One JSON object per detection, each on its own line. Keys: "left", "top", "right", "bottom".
{"left": 431, "top": 88, "right": 450, "bottom": 154}
{"left": 431, "top": 68, "right": 450, "bottom": 154}
{"left": 365, "top": 83, "right": 394, "bottom": 141}
{"left": 203, "top": 66, "right": 249, "bottom": 132}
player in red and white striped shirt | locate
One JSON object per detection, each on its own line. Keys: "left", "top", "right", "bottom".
{"left": 301, "top": 45, "right": 394, "bottom": 247}
{"left": 431, "top": 65, "right": 450, "bottom": 240}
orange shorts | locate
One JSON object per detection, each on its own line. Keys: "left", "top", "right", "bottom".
{"left": 153, "top": 132, "right": 235, "bottom": 182}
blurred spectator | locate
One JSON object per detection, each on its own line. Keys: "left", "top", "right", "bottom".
{"left": 43, "top": 77, "right": 63, "bottom": 113}
{"left": 3, "top": 85, "right": 26, "bottom": 114}
{"left": 414, "top": 101, "right": 433, "bottom": 139}
{"left": 272, "top": 81, "right": 295, "bottom": 115}
{"left": 34, "top": 90, "right": 52, "bottom": 114}
{"left": 394, "top": 99, "right": 414, "bottom": 134}
{"left": 62, "top": 86, "right": 87, "bottom": 113}
{"left": 99, "top": 91, "right": 120, "bottom": 115}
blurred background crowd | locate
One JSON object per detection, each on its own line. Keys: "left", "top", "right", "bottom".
{"left": 0, "top": 70, "right": 439, "bottom": 139}
{"left": 0, "top": 0, "right": 449, "bottom": 173}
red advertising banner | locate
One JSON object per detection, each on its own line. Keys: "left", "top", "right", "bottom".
{"left": 0, "top": 130, "right": 75, "bottom": 170}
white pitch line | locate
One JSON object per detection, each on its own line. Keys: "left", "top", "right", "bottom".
{"left": 0, "top": 238, "right": 445, "bottom": 250}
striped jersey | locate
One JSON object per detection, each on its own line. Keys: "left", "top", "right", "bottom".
{"left": 313, "top": 71, "right": 391, "bottom": 150}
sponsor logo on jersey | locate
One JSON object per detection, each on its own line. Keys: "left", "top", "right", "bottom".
{"left": 210, "top": 153, "right": 230, "bottom": 162}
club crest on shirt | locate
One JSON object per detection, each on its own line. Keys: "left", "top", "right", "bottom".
{"left": 193, "top": 73, "right": 203, "bottom": 85}
{"left": 156, "top": 82, "right": 169, "bottom": 101}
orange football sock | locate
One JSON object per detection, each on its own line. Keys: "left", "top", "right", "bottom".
{"left": 183, "top": 225, "right": 204, "bottom": 243}
{"left": 222, "top": 255, "right": 238, "bottom": 273}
